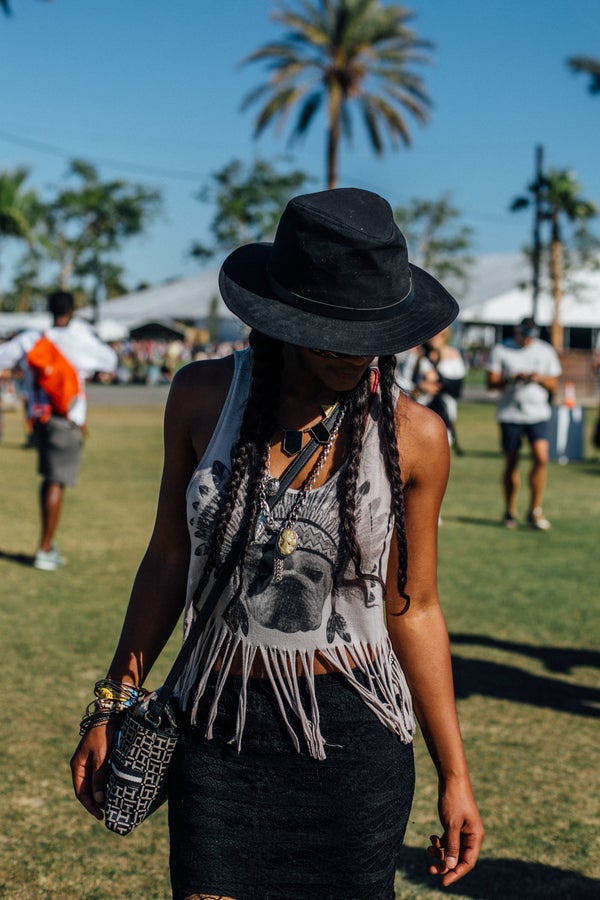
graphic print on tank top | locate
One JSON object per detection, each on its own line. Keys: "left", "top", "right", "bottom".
{"left": 189, "top": 456, "right": 391, "bottom": 647}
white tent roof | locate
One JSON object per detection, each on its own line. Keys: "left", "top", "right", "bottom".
{"left": 459, "top": 267, "right": 600, "bottom": 327}
{"left": 0, "top": 270, "right": 233, "bottom": 339}
{"left": 457, "top": 252, "right": 529, "bottom": 310}
{"left": 79, "top": 269, "right": 232, "bottom": 330}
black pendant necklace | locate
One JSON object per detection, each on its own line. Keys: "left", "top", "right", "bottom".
{"left": 280, "top": 403, "right": 339, "bottom": 457}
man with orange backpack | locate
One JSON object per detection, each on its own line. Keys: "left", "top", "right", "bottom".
{"left": 0, "top": 291, "right": 117, "bottom": 569}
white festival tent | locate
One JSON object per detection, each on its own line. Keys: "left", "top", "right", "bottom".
{"left": 77, "top": 269, "right": 242, "bottom": 341}
{"left": 0, "top": 269, "right": 240, "bottom": 342}
{"left": 459, "top": 267, "right": 600, "bottom": 328}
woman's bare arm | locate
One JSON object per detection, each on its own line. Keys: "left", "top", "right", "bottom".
{"left": 386, "top": 397, "right": 484, "bottom": 886}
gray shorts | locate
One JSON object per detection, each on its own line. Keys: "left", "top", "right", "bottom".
{"left": 34, "top": 417, "right": 84, "bottom": 486}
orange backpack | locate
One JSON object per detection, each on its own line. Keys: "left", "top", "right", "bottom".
{"left": 26, "top": 335, "right": 80, "bottom": 422}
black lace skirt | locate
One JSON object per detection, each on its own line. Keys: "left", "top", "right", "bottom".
{"left": 168, "top": 672, "right": 415, "bottom": 900}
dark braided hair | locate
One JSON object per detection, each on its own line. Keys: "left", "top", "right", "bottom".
{"left": 192, "top": 331, "right": 282, "bottom": 604}
{"left": 335, "top": 371, "right": 375, "bottom": 591}
{"left": 192, "top": 336, "right": 409, "bottom": 611}
{"left": 378, "top": 354, "right": 410, "bottom": 610}
{"left": 334, "top": 355, "right": 409, "bottom": 610}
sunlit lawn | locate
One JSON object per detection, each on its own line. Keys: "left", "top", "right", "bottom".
{"left": 0, "top": 394, "right": 598, "bottom": 899}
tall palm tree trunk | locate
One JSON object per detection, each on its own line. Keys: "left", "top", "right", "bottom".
{"left": 549, "top": 217, "right": 564, "bottom": 352}
{"left": 327, "top": 85, "right": 343, "bottom": 190}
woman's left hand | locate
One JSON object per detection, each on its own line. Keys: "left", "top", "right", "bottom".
{"left": 427, "top": 777, "right": 485, "bottom": 886}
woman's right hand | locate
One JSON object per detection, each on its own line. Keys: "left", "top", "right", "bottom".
{"left": 70, "top": 721, "right": 119, "bottom": 820}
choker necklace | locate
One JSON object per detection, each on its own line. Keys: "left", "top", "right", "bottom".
{"left": 256, "top": 399, "right": 347, "bottom": 584}
{"left": 280, "top": 402, "right": 339, "bottom": 457}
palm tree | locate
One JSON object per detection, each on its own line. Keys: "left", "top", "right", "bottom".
{"left": 567, "top": 56, "right": 600, "bottom": 93}
{"left": 0, "top": 167, "right": 38, "bottom": 239}
{"left": 0, "top": 167, "right": 41, "bottom": 307}
{"left": 241, "top": 0, "right": 433, "bottom": 189}
{"left": 511, "top": 169, "right": 597, "bottom": 351}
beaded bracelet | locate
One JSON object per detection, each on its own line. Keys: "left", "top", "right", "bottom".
{"left": 78, "top": 679, "right": 145, "bottom": 737}
{"left": 94, "top": 679, "right": 143, "bottom": 707}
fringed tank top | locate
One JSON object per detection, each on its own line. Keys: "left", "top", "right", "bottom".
{"left": 175, "top": 348, "right": 415, "bottom": 759}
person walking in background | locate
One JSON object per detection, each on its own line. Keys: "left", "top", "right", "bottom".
{"left": 0, "top": 290, "right": 117, "bottom": 569}
{"left": 409, "top": 327, "right": 466, "bottom": 454}
{"left": 71, "top": 188, "right": 483, "bottom": 898}
{"left": 486, "top": 317, "right": 562, "bottom": 530}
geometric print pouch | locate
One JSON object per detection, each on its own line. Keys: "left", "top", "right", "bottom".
{"left": 104, "top": 696, "right": 178, "bottom": 836}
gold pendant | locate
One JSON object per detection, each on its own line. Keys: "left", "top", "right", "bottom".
{"left": 277, "top": 527, "right": 298, "bottom": 557}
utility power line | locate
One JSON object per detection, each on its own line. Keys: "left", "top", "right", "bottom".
{"left": 0, "top": 128, "right": 206, "bottom": 182}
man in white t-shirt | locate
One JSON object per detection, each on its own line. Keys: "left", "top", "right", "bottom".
{"left": 0, "top": 291, "right": 117, "bottom": 569}
{"left": 486, "top": 318, "right": 562, "bottom": 530}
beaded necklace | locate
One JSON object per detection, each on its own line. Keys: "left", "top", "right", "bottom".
{"left": 255, "top": 398, "right": 347, "bottom": 584}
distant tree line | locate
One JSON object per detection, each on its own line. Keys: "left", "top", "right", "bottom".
{"left": 0, "top": 160, "right": 161, "bottom": 313}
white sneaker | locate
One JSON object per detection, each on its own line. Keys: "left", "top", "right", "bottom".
{"left": 527, "top": 508, "right": 551, "bottom": 531}
{"left": 34, "top": 546, "right": 67, "bottom": 570}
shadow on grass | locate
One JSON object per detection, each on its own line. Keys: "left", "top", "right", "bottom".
{"left": 442, "top": 515, "right": 504, "bottom": 528}
{"left": 451, "top": 633, "right": 600, "bottom": 674}
{"left": 568, "top": 461, "right": 600, "bottom": 476}
{"left": 0, "top": 548, "right": 34, "bottom": 567}
{"left": 450, "top": 654, "right": 599, "bottom": 719}
{"left": 396, "top": 845, "right": 600, "bottom": 898}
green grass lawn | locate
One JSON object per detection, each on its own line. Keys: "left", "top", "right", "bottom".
{"left": 0, "top": 397, "right": 598, "bottom": 899}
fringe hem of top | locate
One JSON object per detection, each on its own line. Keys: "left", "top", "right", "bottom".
{"left": 174, "top": 621, "right": 415, "bottom": 761}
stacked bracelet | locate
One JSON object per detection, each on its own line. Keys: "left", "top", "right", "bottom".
{"left": 79, "top": 678, "right": 145, "bottom": 736}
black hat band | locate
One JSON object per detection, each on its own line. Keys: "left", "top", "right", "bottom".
{"left": 267, "top": 269, "right": 415, "bottom": 322}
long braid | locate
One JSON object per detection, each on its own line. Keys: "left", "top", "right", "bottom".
{"left": 378, "top": 354, "right": 410, "bottom": 611}
{"left": 228, "top": 332, "right": 283, "bottom": 601}
{"left": 192, "top": 331, "right": 282, "bottom": 604}
{"left": 336, "top": 371, "right": 385, "bottom": 596}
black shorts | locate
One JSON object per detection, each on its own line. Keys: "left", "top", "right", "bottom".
{"left": 168, "top": 672, "right": 415, "bottom": 900}
{"left": 500, "top": 419, "right": 550, "bottom": 454}
{"left": 34, "top": 416, "right": 84, "bottom": 486}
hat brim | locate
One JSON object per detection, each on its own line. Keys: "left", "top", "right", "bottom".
{"left": 219, "top": 242, "right": 459, "bottom": 356}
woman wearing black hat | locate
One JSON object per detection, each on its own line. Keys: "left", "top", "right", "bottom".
{"left": 72, "top": 189, "right": 484, "bottom": 899}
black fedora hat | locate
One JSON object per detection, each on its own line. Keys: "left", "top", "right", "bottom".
{"left": 219, "top": 187, "right": 458, "bottom": 356}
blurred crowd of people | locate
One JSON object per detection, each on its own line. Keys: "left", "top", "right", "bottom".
{"left": 1, "top": 336, "right": 249, "bottom": 401}
{"left": 396, "top": 327, "right": 467, "bottom": 453}
{"left": 95, "top": 337, "right": 249, "bottom": 386}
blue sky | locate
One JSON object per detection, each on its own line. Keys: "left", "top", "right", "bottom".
{"left": 1, "top": 0, "right": 598, "bottom": 292}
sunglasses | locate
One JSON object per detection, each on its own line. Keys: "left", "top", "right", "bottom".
{"left": 309, "top": 347, "right": 348, "bottom": 359}
{"left": 309, "top": 348, "right": 376, "bottom": 361}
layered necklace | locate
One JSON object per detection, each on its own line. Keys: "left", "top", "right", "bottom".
{"left": 255, "top": 398, "right": 347, "bottom": 584}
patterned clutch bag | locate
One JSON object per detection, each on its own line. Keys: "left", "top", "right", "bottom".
{"left": 104, "top": 693, "right": 178, "bottom": 836}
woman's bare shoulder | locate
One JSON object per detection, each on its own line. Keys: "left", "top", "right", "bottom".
{"left": 169, "top": 354, "right": 238, "bottom": 411}
{"left": 395, "top": 390, "right": 449, "bottom": 477}
{"left": 167, "top": 355, "right": 237, "bottom": 456}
